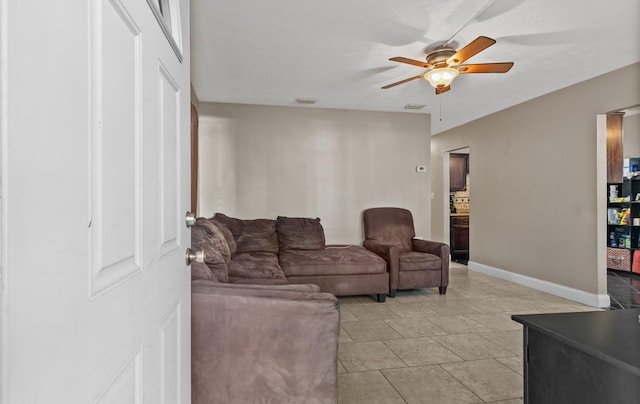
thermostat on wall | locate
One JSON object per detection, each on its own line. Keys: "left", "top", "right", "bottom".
{"left": 416, "top": 166, "right": 427, "bottom": 173}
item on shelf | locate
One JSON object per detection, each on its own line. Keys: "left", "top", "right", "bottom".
{"left": 607, "top": 247, "right": 631, "bottom": 271}
{"left": 608, "top": 208, "right": 620, "bottom": 224}
{"left": 610, "top": 231, "right": 617, "bottom": 247}
{"left": 633, "top": 252, "right": 640, "bottom": 274}
{"left": 620, "top": 208, "right": 632, "bottom": 225}
{"left": 609, "top": 184, "right": 619, "bottom": 202}
{"left": 618, "top": 234, "right": 631, "bottom": 248}
{"left": 623, "top": 157, "right": 640, "bottom": 178}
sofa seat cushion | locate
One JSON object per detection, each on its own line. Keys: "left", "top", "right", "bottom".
{"left": 399, "top": 251, "right": 441, "bottom": 271}
{"left": 228, "top": 252, "right": 286, "bottom": 280}
{"left": 280, "top": 246, "right": 386, "bottom": 277}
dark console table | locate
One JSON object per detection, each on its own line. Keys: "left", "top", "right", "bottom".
{"left": 512, "top": 309, "right": 640, "bottom": 404}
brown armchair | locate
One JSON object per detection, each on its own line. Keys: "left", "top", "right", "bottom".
{"left": 362, "top": 207, "right": 450, "bottom": 297}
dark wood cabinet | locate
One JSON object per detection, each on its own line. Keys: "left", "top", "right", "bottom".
{"left": 450, "top": 215, "right": 469, "bottom": 261}
{"left": 450, "top": 153, "right": 468, "bottom": 192}
{"left": 512, "top": 310, "right": 640, "bottom": 404}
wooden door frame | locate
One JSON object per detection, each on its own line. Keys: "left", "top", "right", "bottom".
{"left": 191, "top": 103, "right": 198, "bottom": 214}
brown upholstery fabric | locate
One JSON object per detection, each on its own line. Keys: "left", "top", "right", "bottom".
{"left": 213, "top": 213, "right": 279, "bottom": 254}
{"left": 399, "top": 251, "right": 442, "bottom": 271}
{"left": 211, "top": 212, "right": 242, "bottom": 235}
{"left": 192, "top": 279, "right": 318, "bottom": 292}
{"left": 191, "top": 222, "right": 229, "bottom": 282}
{"left": 276, "top": 216, "right": 326, "bottom": 250}
{"left": 229, "top": 277, "right": 289, "bottom": 285}
{"left": 194, "top": 218, "right": 231, "bottom": 263}
{"left": 363, "top": 207, "right": 449, "bottom": 294}
{"left": 363, "top": 207, "right": 415, "bottom": 252}
{"left": 191, "top": 261, "right": 213, "bottom": 281}
{"left": 286, "top": 273, "right": 389, "bottom": 297}
{"left": 210, "top": 215, "right": 237, "bottom": 257}
{"left": 228, "top": 252, "right": 286, "bottom": 280}
{"left": 280, "top": 246, "right": 386, "bottom": 277}
{"left": 191, "top": 284, "right": 339, "bottom": 404}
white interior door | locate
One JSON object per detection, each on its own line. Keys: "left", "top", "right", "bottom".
{"left": 1, "top": 0, "right": 191, "bottom": 402}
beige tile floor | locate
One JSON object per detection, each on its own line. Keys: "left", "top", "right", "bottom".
{"left": 337, "top": 262, "right": 601, "bottom": 404}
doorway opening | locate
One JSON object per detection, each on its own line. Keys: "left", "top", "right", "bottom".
{"left": 599, "top": 105, "right": 640, "bottom": 309}
{"left": 446, "top": 147, "right": 470, "bottom": 264}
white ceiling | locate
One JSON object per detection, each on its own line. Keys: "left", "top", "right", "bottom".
{"left": 190, "top": 0, "right": 640, "bottom": 134}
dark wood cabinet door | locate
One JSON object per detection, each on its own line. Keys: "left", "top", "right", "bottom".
{"left": 450, "top": 216, "right": 469, "bottom": 256}
{"left": 450, "top": 154, "right": 468, "bottom": 192}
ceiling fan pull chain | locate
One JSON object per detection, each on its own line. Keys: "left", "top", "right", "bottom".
{"left": 444, "top": 0, "right": 497, "bottom": 47}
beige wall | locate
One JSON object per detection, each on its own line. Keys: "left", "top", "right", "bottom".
{"left": 198, "top": 103, "right": 431, "bottom": 244}
{"left": 431, "top": 62, "right": 640, "bottom": 297}
{"left": 190, "top": 84, "right": 200, "bottom": 111}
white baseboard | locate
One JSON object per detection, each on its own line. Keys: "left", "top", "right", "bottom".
{"left": 467, "top": 261, "right": 611, "bottom": 308}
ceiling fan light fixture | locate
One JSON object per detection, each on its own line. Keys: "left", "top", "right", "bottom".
{"left": 424, "top": 68, "right": 459, "bottom": 88}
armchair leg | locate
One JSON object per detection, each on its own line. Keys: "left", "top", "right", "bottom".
{"left": 439, "top": 286, "right": 447, "bottom": 295}
{"left": 388, "top": 289, "right": 397, "bottom": 298}
{"left": 376, "top": 293, "right": 387, "bottom": 303}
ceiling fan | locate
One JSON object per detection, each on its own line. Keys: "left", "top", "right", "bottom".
{"left": 382, "top": 36, "right": 514, "bottom": 94}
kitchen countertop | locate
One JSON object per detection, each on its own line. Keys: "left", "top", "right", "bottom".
{"left": 450, "top": 213, "right": 469, "bottom": 217}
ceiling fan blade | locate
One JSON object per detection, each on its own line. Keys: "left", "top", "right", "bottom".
{"left": 446, "top": 36, "right": 496, "bottom": 66}
{"left": 435, "top": 85, "right": 450, "bottom": 95}
{"left": 381, "top": 74, "right": 424, "bottom": 89}
{"left": 456, "top": 62, "right": 514, "bottom": 74}
{"left": 389, "top": 57, "right": 431, "bottom": 69}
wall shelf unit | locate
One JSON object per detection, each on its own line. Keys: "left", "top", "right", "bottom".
{"left": 607, "top": 178, "right": 640, "bottom": 274}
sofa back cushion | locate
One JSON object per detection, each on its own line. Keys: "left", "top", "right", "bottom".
{"left": 363, "top": 207, "right": 415, "bottom": 252}
{"left": 191, "top": 220, "right": 229, "bottom": 282}
{"left": 191, "top": 260, "right": 214, "bottom": 281}
{"left": 276, "top": 216, "right": 325, "bottom": 251}
{"left": 213, "top": 213, "right": 279, "bottom": 254}
{"left": 210, "top": 214, "right": 238, "bottom": 256}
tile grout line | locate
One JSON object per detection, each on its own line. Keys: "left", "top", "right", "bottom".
{"left": 377, "top": 369, "right": 409, "bottom": 404}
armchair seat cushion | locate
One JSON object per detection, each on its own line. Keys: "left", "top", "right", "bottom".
{"left": 227, "top": 252, "right": 286, "bottom": 281}
{"left": 399, "top": 252, "right": 442, "bottom": 271}
{"left": 280, "top": 246, "right": 386, "bottom": 277}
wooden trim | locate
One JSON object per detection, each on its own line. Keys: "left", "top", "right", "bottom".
{"left": 606, "top": 113, "right": 624, "bottom": 183}
{"left": 190, "top": 103, "right": 199, "bottom": 214}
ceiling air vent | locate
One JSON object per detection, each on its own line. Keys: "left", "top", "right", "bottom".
{"left": 404, "top": 103, "right": 426, "bottom": 110}
{"left": 295, "top": 97, "right": 318, "bottom": 105}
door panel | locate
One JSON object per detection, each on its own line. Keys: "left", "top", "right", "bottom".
{"left": 159, "top": 62, "right": 181, "bottom": 257}
{"left": 2, "top": 0, "right": 191, "bottom": 402}
{"left": 90, "top": 0, "right": 142, "bottom": 296}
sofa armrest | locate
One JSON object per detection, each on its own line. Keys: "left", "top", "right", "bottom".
{"left": 363, "top": 240, "right": 391, "bottom": 259}
{"left": 412, "top": 239, "right": 450, "bottom": 258}
{"left": 412, "top": 239, "right": 450, "bottom": 290}
{"left": 192, "top": 285, "right": 339, "bottom": 404}
{"left": 363, "top": 240, "right": 399, "bottom": 290}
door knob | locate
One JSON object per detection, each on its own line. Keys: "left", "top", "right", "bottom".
{"left": 185, "top": 211, "right": 197, "bottom": 227}
{"left": 185, "top": 248, "right": 205, "bottom": 265}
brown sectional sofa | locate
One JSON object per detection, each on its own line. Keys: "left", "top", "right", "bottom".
{"left": 192, "top": 213, "right": 390, "bottom": 301}
{"left": 191, "top": 268, "right": 340, "bottom": 403}
{"left": 190, "top": 213, "right": 391, "bottom": 403}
